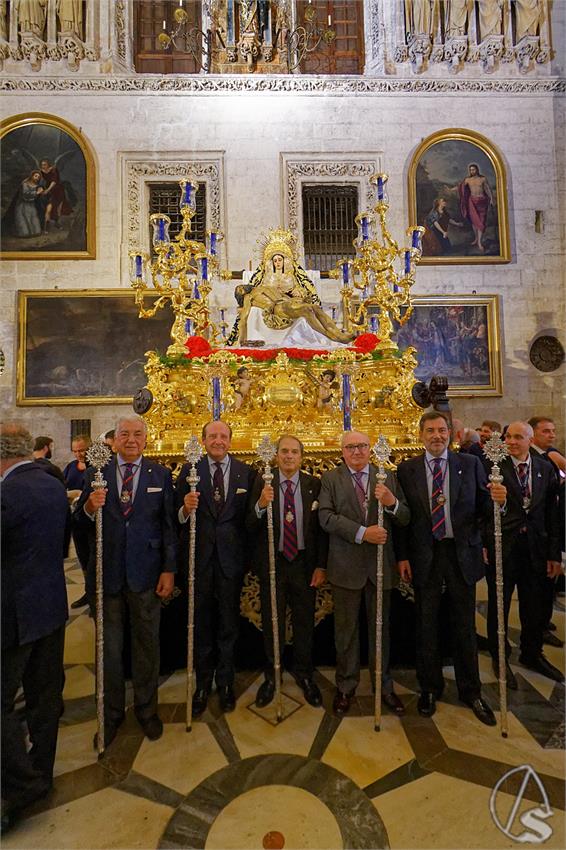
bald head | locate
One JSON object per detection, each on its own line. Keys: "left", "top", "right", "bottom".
{"left": 341, "top": 430, "right": 371, "bottom": 471}
{"left": 504, "top": 421, "right": 533, "bottom": 460}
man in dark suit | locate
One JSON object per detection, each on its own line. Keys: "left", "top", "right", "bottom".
{"left": 64, "top": 434, "right": 92, "bottom": 611}
{"left": 247, "top": 434, "right": 327, "bottom": 708}
{"left": 485, "top": 421, "right": 563, "bottom": 683}
{"left": 396, "top": 411, "right": 497, "bottom": 725}
{"left": 318, "top": 430, "right": 410, "bottom": 717}
{"left": 177, "top": 420, "right": 256, "bottom": 716}
{"left": 32, "top": 435, "right": 66, "bottom": 486}
{"left": 75, "top": 415, "right": 177, "bottom": 746}
{"left": 1, "top": 424, "right": 69, "bottom": 834}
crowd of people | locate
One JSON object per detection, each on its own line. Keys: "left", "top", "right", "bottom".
{"left": 1, "top": 411, "right": 564, "bottom": 832}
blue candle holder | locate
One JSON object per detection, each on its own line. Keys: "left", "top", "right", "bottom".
{"left": 370, "top": 315, "right": 378, "bottom": 333}
{"left": 209, "top": 232, "right": 217, "bottom": 256}
{"left": 194, "top": 281, "right": 201, "bottom": 300}
{"left": 342, "top": 373, "right": 352, "bottom": 431}
{"left": 404, "top": 250, "right": 411, "bottom": 275}
{"left": 185, "top": 319, "right": 192, "bottom": 335}
{"left": 200, "top": 257, "right": 208, "bottom": 281}
{"left": 341, "top": 261, "right": 349, "bottom": 285}
{"left": 212, "top": 376, "right": 221, "bottom": 421}
{"left": 135, "top": 254, "right": 143, "bottom": 278}
{"left": 361, "top": 217, "right": 369, "bottom": 242}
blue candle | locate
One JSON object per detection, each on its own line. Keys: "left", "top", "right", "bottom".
{"left": 158, "top": 219, "right": 165, "bottom": 242}
{"left": 370, "top": 315, "right": 378, "bottom": 333}
{"left": 212, "top": 376, "right": 221, "bottom": 421}
{"left": 201, "top": 257, "right": 208, "bottom": 281}
{"left": 210, "top": 232, "right": 217, "bottom": 256}
{"left": 194, "top": 281, "right": 201, "bottom": 300}
{"left": 135, "top": 254, "right": 143, "bottom": 278}
{"left": 393, "top": 283, "right": 399, "bottom": 293}
{"left": 183, "top": 182, "right": 192, "bottom": 206}
{"left": 185, "top": 318, "right": 192, "bottom": 335}
{"left": 404, "top": 250, "right": 411, "bottom": 275}
{"left": 342, "top": 262, "right": 349, "bottom": 285}
{"left": 411, "top": 229, "right": 421, "bottom": 249}
{"left": 227, "top": 0, "right": 235, "bottom": 42}
{"left": 342, "top": 373, "right": 352, "bottom": 431}
{"left": 361, "top": 217, "right": 369, "bottom": 242}
{"left": 377, "top": 177, "right": 384, "bottom": 201}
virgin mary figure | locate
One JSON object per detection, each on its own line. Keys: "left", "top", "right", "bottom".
{"left": 227, "top": 229, "right": 353, "bottom": 347}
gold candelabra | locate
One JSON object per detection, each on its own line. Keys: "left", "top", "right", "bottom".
{"left": 335, "top": 173, "right": 424, "bottom": 350}
{"left": 129, "top": 179, "right": 229, "bottom": 356}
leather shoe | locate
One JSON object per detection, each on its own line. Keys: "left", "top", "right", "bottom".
{"left": 543, "top": 630, "right": 564, "bottom": 648}
{"left": 464, "top": 697, "right": 496, "bottom": 726}
{"left": 255, "top": 678, "right": 275, "bottom": 708}
{"left": 520, "top": 654, "right": 565, "bottom": 683}
{"left": 192, "top": 687, "right": 210, "bottom": 718}
{"left": 295, "top": 677, "right": 322, "bottom": 707}
{"left": 332, "top": 690, "right": 353, "bottom": 716}
{"left": 417, "top": 691, "right": 436, "bottom": 717}
{"left": 218, "top": 685, "right": 236, "bottom": 713}
{"left": 137, "top": 714, "right": 163, "bottom": 741}
{"left": 71, "top": 593, "right": 89, "bottom": 609}
{"left": 492, "top": 659, "right": 518, "bottom": 690}
{"left": 382, "top": 691, "right": 405, "bottom": 716}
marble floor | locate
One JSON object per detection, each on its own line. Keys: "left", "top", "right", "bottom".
{"left": 5, "top": 558, "right": 565, "bottom": 850}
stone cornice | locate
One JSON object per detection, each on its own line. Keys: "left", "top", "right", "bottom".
{"left": 0, "top": 75, "right": 564, "bottom": 95}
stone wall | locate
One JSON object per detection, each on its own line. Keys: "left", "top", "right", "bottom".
{"left": 1, "top": 81, "right": 564, "bottom": 462}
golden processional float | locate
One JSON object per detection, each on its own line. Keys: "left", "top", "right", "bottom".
{"left": 128, "top": 175, "right": 431, "bottom": 471}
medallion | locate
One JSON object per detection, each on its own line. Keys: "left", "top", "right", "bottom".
{"left": 213, "top": 488, "right": 222, "bottom": 502}
{"left": 437, "top": 494, "right": 446, "bottom": 506}
{"left": 522, "top": 497, "right": 531, "bottom": 510}
{"left": 285, "top": 510, "right": 294, "bottom": 523}
{"left": 120, "top": 490, "right": 131, "bottom": 503}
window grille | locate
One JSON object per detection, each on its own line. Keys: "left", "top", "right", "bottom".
{"left": 148, "top": 183, "right": 207, "bottom": 257}
{"left": 302, "top": 183, "right": 358, "bottom": 272}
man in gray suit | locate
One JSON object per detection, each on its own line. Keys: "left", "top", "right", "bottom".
{"left": 319, "top": 430, "right": 410, "bottom": 716}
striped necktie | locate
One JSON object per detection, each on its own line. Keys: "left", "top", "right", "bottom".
{"left": 282, "top": 479, "right": 298, "bottom": 561}
{"left": 120, "top": 462, "right": 135, "bottom": 517}
{"left": 431, "top": 458, "right": 446, "bottom": 540}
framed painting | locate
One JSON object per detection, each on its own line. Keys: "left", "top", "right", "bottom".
{"left": 395, "top": 295, "right": 503, "bottom": 397}
{"left": 408, "top": 129, "right": 510, "bottom": 265}
{"left": 17, "top": 290, "right": 174, "bottom": 405}
{"left": 1, "top": 113, "right": 96, "bottom": 259}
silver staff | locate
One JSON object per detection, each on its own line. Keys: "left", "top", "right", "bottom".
{"left": 257, "top": 434, "right": 283, "bottom": 722}
{"left": 371, "top": 435, "right": 391, "bottom": 733}
{"left": 184, "top": 435, "right": 203, "bottom": 732}
{"left": 85, "top": 440, "right": 112, "bottom": 758}
{"left": 483, "top": 432, "right": 510, "bottom": 739}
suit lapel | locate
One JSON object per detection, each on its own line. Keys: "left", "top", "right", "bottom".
{"left": 299, "top": 471, "right": 313, "bottom": 535}
{"left": 272, "top": 468, "right": 281, "bottom": 538}
{"left": 197, "top": 457, "right": 216, "bottom": 516}
{"left": 530, "top": 456, "right": 544, "bottom": 510}
{"left": 134, "top": 457, "right": 149, "bottom": 511}
{"left": 367, "top": 465, "right": 378, "bottom": 525}
{"left": 223, "top": 455, "right": 241, "bottom": 515}
{"left": 106, "top": 457, "right": 122, "bottom": 516}
{"left": 448, "top": 451, "right": 462, "bottom": 513}
{"left": 413, "top": 455, "right": 430, "bottom": 518}
{"left": 502, "top": 458, "right": 523, "bottom": 508}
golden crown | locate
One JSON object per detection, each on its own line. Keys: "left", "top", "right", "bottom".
{"left": 259, "top": 227, "right": 297, "bottom": 264}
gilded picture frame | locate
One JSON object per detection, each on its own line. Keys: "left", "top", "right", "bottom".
{"left": 395, "top": 294, "right": 503, "bottom": 397}
{"left": 1, "top": 112, "right": 96, "bottom": 260}
{"left": 17, "top": 290, "right": 173, "bottom": 405}
{"left": 408, "top": 129, "right": 510, "bottom": 265}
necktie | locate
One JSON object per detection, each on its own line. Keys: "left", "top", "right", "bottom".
{"left": 353, "top": 471, "right": 367, "bottom": 518}
{"left": 212, "top": 461, "right": 225, "bottom": 513}
{"left": 120, "top": 462, "right": 135, "bottom": 517}
{"left": 517, "top": 462, "right": 530, "bottom": 505}
{"left": 282, "top": 479, "right": 298, "bottom": 562}
{"left": 431, "top": 458, "right": 446, "bottom": 540}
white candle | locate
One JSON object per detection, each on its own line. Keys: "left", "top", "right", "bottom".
{"left": 162, "top": 20, "right": 166, "bottom": 30}
{"left": 328, "top": 14, "right": 332, "bottom": 26}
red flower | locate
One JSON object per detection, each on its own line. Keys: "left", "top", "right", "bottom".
{"left": 228, "top": 347, "right": 331, "bottom": 362}
{"left": 184, "top": 335, "right": 213, "bottom": 358}
{"left": 352, "top": 333, "right": 379, "bottom": 352}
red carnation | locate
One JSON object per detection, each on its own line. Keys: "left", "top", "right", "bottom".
{"left": 352, "top": 333, "right": 380, "bottom": 352}
{"left": 184, "top": 335, "right": 212, "bottom": 358}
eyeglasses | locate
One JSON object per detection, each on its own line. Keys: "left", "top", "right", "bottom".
{"left": 343, "top": 443, "right": 370, "bottom": 452}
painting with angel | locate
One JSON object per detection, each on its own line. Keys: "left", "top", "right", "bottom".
{"left": 1, "top": 113, "right": 95, "bottom": 259}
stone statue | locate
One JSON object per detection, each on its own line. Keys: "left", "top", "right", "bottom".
{"left": 404, "top": 0, "right": 434, "bottom": 36}
{"left": 446, "top": 0, "right": 473, "bottom": 37}
{"left": 478, "top": 0, "right": 503, "bottom": 40}
{"left": 57, "top": 0, "right": 83, "bottom": 39}
{"left": 228, "top": 228, "right": 353, "bottom": 346}
{"left": 15, "top": 0, "right": 47, "bottom": 38}
{"left": 514, "top": 0, "right": 543, "bottom": 40}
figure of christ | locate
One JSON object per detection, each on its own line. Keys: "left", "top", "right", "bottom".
{"left": 458, "top": 163, "right": 494, "bottom": 252}
{"left": 237, "top": 253, "right": 353, "bottom": 345}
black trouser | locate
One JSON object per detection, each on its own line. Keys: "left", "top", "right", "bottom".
{"left": 1, "top": 626, "right": 65, "bottom": 808}
{"left": 259, "top": 551, "right": 315, "bottom": 680}
{"left": 195, "top": 550, "right": 242, "bottom": 689}
{"left": 71, "top": 525, "right": 90, "bottom": 575}
{"left": 103, "top": 588, "right": 161, "bottom": 725}
{"left": 415, "top": 539, "right": 481, "bottom": 702}
{"left": 486, "top": 532, "right": 546, "bottom": 663}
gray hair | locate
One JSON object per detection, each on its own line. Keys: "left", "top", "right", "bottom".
{"left": 115, "top": 414, "right": 147, "bottom": 436}
{"left": 0, "top": 423, "right": 34, "bottom": 459}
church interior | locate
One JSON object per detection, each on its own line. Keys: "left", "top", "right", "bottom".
{"left": 1, "top": 1, "right": 565, "bottom": 848}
